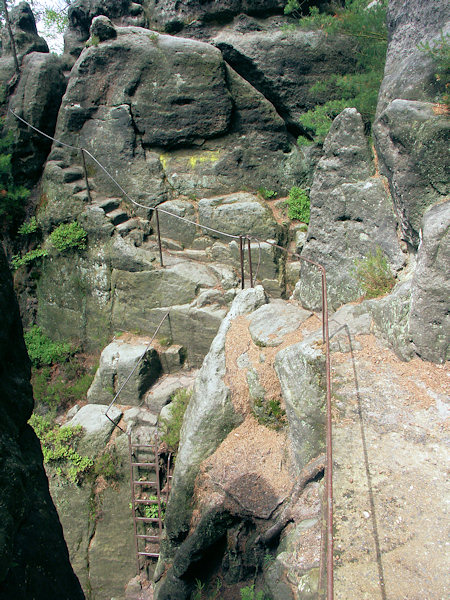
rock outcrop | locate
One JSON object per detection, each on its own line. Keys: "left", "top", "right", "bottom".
{"left": 0, "top": 247, "right": 84, "bottom": 599}
{"left": 409, "top": 200, "right": 450, "bottom": 363}
{"left": 294, "top": 108, "right": 404, "bottom": 311}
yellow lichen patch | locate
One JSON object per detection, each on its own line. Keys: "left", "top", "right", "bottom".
{"left": 159, "top": 153, "right": 169, "bottom": 171}
{"left": 188, "top": 150, "right": 220, "bottom": 169}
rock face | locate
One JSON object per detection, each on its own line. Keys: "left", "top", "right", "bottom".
{"left": 374, "top": 100, "right": 449, "bottom": 248}
{"left": 376, "top": 0, "right": 450, "bottom": 114}
{"left": 147, "top": 0, "right": 285, "bottom": 34}
{"left": 213, "top": 25, "right": 357, "bottom": 129}
{"left": 409, "top": 200, "right": 450, "bottom": 363}
{"left": 6, "top": 52, "right": 67, "bottom": 184}
{"left": 163, "top": 287, "right": 266, "bottom": 545}
{"left": 0, "top": 247, "right": 83, "bottom": 599}
{"left": 295, "top": 108, "right": 404, "bottom": 311}
{"left": 0, "top": 1, "right": 48, "bottom": 59}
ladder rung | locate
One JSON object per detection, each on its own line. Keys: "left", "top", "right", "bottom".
{"left": 138, "top": 552, "right": 159, "bottom": 558}
{"left": 135, "top": 517, "right": 160, "bottom": 523}
{"left": 131, "top": 444, "right": 154, "bottom": 448}
{"left": 131, "top": 462, "right": 156, "bottom": 467}
{"left": 135, "top": 499, "right": 159, "bottom": 505}
{"left": 133, "top": 480, "right": 157, "bottom": 486}
{"left": 136, "top": 534, "right": 160, "bottom": 541}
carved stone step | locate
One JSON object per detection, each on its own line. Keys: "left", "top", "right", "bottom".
{"left": 108, "top": 209, "right": 129, "bottom": 225}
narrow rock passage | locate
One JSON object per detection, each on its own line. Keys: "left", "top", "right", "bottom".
{"left": 332, "top": 334, "right": 449, "bottom": 600}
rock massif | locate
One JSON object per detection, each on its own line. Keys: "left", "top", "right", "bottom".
{"left": 0, "top": 248, "right": 84, "bottom": 599}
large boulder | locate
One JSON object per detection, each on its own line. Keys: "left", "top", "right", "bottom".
{"left": 294, "top": 108, "right": 404, "bottom": 311}
{"left": 0, "top": 247, "right": 84, "bottom": 599}
{"left": 213, "top": 25, "right": 358, "bottom": 128}
{"left": 7, "top": 52, "right": 67, "bottom": 184}
{"left": 409, "top": 200, "right": 450, "bottom": 363}
{"left": 64, "top": 0, "right": 146, "bottom": 57}
{"left": 374, "top": 100, "right": 450, "bottom": 248}
{"left": 0, "top": 2, "right": 48, "bottom": 60}
{"left": 87, "top": 341, "right": 161, "bottom": 406}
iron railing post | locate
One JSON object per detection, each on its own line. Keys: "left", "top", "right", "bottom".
{"left": 239, "top": 235, "right": 245, "bottom": 289}
{"left": 247, "top": 237, "right": 254, "bottom": 287}
{"left": 155, "top": 208, "right": 164, "bottom": 267}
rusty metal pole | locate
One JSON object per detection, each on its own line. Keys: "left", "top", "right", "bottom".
{"left": 155, "top": 208, "right": 164, "bottom": 267}
{"left": 321, "top": 268, "right": 333, "bottom": 600}
{"left": 80, "top": 149, "right": 92, "bottom": 203}
{"left": 247, "top": 237, "right": 254, "bottom": 287}
{"left": 239, "top": 235, "right": 245, "bottom": 289}
{"left": 128, "top": 434, "right": 140, "bottom": 575}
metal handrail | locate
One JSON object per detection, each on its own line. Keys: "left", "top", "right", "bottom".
{"left": 10, "top": 110, "right": 333, "bottom": 599}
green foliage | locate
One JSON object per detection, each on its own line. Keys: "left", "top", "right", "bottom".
{"left": 240, "top": 584, "right": 266, "bottom": 600}
{"left": 0, "top": 120, "right": 30, "bottom": 231}
{"left": 252, "top": 396, "right": 287, "bottom": 431}
{"left": 158, "top": 336, "right": 173, "bottom": 347}
{"left": 142, "top": 495, "right": 166, "bottom": 520}
{"left": 11, "top": 247, "right": 48, "bottom": 270}
{"left": 86, "top": 34, "right": 100, "bottom": 47}
{"left": 24, "top": 325, "right": 73, "bottom": 367}
{"left": 94, "top": 449, "right": 118, "bottom": 481}
{"left": 284, "top": 186, "right": 310, "bottom": 223}
{"left": 418, "top": 32, "right": 450, "bottom": 107}
{"left": 48, "top": 221, "right": 87, "bottom": 252}
{"left": 29, "top": 414, "right": 93, "bottom": 484}
{"left": 258, "top": 187, "right": 277, "bottom": 200}
{"left": 286, "top": 0, "right": 388, "bottom": 142}
{"left": 160, "top": 388, "right": 192, "bottom": 454}
{"left": 18, "top": 216, "right": 39, "bottom": 235}
{"left": 32, "top": 356, "right": 95, "bottom": 412}
{"left": 353, "top": 247, "right": 395, "bottom": 299}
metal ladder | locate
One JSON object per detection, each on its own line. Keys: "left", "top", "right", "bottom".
{"left": 128, "top": 432, "right": 171, "bottom": 573}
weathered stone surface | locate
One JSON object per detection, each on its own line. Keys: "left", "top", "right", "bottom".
{"left": 213, "top": 26, "right": 357, "bottom": 127}
{"left": 112, "top": 303, "right": 227, "bottom": 368}
{"left": 274, "top": 339, "right": 326, "bottom": 471}
{"left": 295, "top": 108, "right": 404, "bottom": 311}
{"left": 65, "top": 0, "right": 145, "bottom": 57}
{"left": 159, "top": 344, "right": 185, "bottom": 373}
{"left": 145, "top": 370, "right": 198, "bottom": 415}
{"left": 66, "top": 404, "right": 122, "bottom": 456}
{"left": 248, "top": 299, "right": 312, "bottom": 347}
{"left": 6, "top": 51, "right": 66, "bottom": 184}
{"left": 1, "top": 2, "right": 48, "bottom": 59}
{"left": 374, "top": 100, "right": 450, "bottom": 248}
{"left": 365, "top": 280, "right": 415, "bottom": 361}
{"left": 0, "top": 248, "right": 83, "bottom": 599}
{"left": 409, "top": 201, "right": 450, "bottom": 363}
{"left": 90, "top": 15, "right": 117, "bottom": 42}
{"left": 198, "top": 192, "right": 278, "bottom": 239}
{"left": 164, "top": 287, "right": 266, "bottom": 543}
{"left": 156, "top": 200, "right": 197, "bottom": 247}
{"left": 376, "top": 0, "right": 450, "bottom": 114}
{"left": 147, "top": 0, "right": 285, "bottom": 34}
{"left": 87, "top": 341, "right": 161, "bottom": 406}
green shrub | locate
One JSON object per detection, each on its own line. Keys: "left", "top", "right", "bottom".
{"left": 419, "top": 32, "right": 450, "bottom": 107}
{"left": 252, "top": 396, "right": 287, "bottom": 431}
{"left": 24, "top": 326, "right": 73, "bottom": 367}
{"left": 240, "top": 584, "right": 266, "bottom": 600}
{"left": 29, "top": 414, "right": 93, "bottom": 484}
{"left": 354, "top": 247, "right": 395, "bottom": 299}
{"left": 286, "top": 0, "right": 388, "bottom": 142}
{"left": 258, "top": 187, "right": 277, "bottom": 200}
{"left": 32, "top": 357, "right": 95, "bottom": 411}
{"left": 0, "top": 121, "right": 30, "bottom": 232}
{"left": 94, "top": 449, "right": 119, "bottom": 481}
{"left": 142, "top": 495, "right": 166, "bottom": 520}
{"left": 18, "top": 216, "right": 39, "bottom": 235}
{"left": 160, "top": 388, "right": 192, "bottom": 453}
{"left": 11, "top": 248, "right": 48, "bottom": 270}
{"left": 285, "top": 186, "right": 310, "bottom": 223}
{"left": 48, "top": 221, "right": 87, "bottom": 253}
